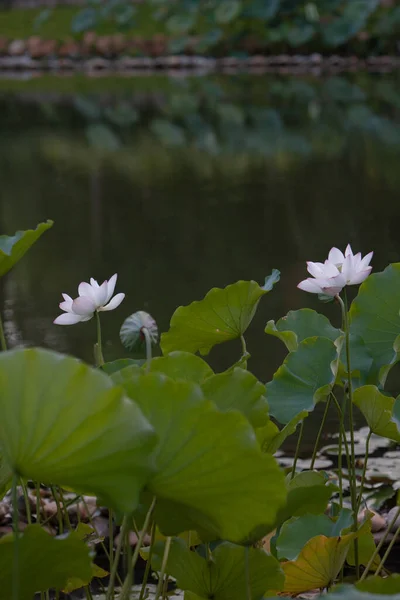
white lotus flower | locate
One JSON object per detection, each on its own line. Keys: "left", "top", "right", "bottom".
{"left": 298, "top": 244, "right": 373, "bottom": 296}
{"left": 54, "top": 274, "right": 125, "bottom": 325}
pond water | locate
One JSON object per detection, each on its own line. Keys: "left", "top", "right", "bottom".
{"left": 1, "top": 71, "right": 400, "bottom": 455}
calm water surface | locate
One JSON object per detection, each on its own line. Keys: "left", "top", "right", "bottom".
{"left": 1, "top": 71, "right": 400, "bottom": 454}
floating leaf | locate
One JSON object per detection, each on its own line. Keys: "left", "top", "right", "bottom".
{"left": 166, "top": 13, "right": 196, "bottom": 33}
{"left": 152, "top": 538, "right": 284, "bottom": 600}
{"left": 117, "top": 371, "right": 286, "bottom": 542}
{"left": 0, "top": 348, "right": 156, "bottom": 514}
{"left": 215, "top": 0, "right": 242, "bottom": 24}
{"left": 161, "top": 275, "right": 279, "bottom": 356}
{"left": 265, "top": 308, "right": 340, "bottom": 352}
{"left": 150, "top": 119, "right": 186, "bottom": 146}
{"left": 150, "top": 351, "right": 213, "bottom": 383}
{"left": 86, "top": 124, "right": 120, "bottom": 151}
{"left": 71, "top": 7, "right": 98, "bottom": 33}
{"left": 350, "top": 263, "right": 400, "bottom": 385}
{"left": 327, "top": 585, "right": 400, "bottom": 599}
{"left": 0, "top": 525, "right": 91, "bottom": 600}
{"left": 353, "top": 385, "right": 400, "bottom": 442}
{"left": 266, "top": 337, "right": 338, "bottom": 424}
{"left": 0, "top": 220, "right": 53, "bottom": 278}
{"left": 202, "top": 368, "right": 268, "bottom": 428}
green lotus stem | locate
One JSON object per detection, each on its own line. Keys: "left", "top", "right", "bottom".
{"left": 120, "top": 496, "right": 157, "bottom": 600}
{"left": 356, "top": 430, "right": 372, "bottom": 514}
{"left": 57, "top": 487, "right": 71, "bottom": 530}
{"left": 106, "top": 515, "right": 128, "bottom": 600}
{"left": 50, "top": 485, "right": 63, "bottom": 534}
{"left": 290, "top": 419, "right": 305, "bottom": 480}
{"left": 336, "top": 292, "right": 359, "bottom": 578}
{"left": 139, "top": 521, "right": 156, "bottom": 600}
{"left": 143, "top": 327, "right": 152, "bottom": 373}
{"left": 85, "top": 586, "right": 93, "bottom": 600}
{"left": 374, "top": 517, "right": 400, "bottom": 577}
{"left": 12, "top": 474, "right": 19, "bottom": 600}
{"left": 245, "top": 546, "right": 252, "bottom": 600}
{"left": 360, "top": 506, "right": 400, "bottom": 580}
{"left": 332, "top": 393, "right": 353, "bottom": 511}
{"left": 240, "top": 335, "right": 248, "bottom": 369}
{"left": 154, "top": 536, "right": 172, "bottom": 600}
{"left": 95, "top": 311, "right": 104, "bottom": 367}
{"left": 80, "top": 498, "right": 123, "bottom": 588}
{"left": 20, "top": 479, "right": 32, "bottom": 525}
{"left": 310, "top": 395, "right": 331, "bottom": 470}
{"left": 108, "top": 508, "right": 114, "bottom": 596}
{"left": 0, "top": 309, "right": 7, "bottom": 352}
{"left": 36, "top": 482, "right": 41, "bottom": 524}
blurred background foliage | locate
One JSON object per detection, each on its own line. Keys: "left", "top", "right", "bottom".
{"left": 21, "top": 0, "right": 400, "bottom": 56}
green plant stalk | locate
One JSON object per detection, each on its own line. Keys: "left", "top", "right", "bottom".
{"left": 310, "top": 395, "right": 331, "bottom": 470}
{"left": 332, "top": 393, "right": 353, "bottom": 510}
{"left": 57, "top": 487, "right": 71, "bottom": 530}
{"left": 245, "top": 546, "right": 252, "bottom": 600}
{"left": 0, "top": 309, "right": 7, "bottom": 351}
{"left": 120, "top": 497, "right": 157, "bottom": 600}
{"left": 12, "top": 474, "right": 19, "bottom": 600}
{"left": 360, "top": 506, "right": 400, "bottom": 580}
{"left": 290, "top": 419, "right": 305, "bottom": 480}
{"left": 109, "top": 508, "right": 114, "bottom": 596}
{"left": 240, "top": 334, "right": 248, "bottom": 370}
{"left": 154, "top": 536, "right": 172, "bottom": 600}
{"left": 143, "top": 327, "right": 152, "bottom": 373}
{"left": 95, "top": 310, "right": 104, "bottom": 367}
{"left": 337, "top": 407, "right": 344, "bottom": 508}
{"left": 85, "top": 586, "right": 93, "bottom": 600}
{"left": 50, "top": 485, "right": 63, "bottom": 534}
{"left": 336, "top": 292, "right": 359, "bottom": 578}
{"left": 374, "top": 518, "right": 400, "bottom": 577}
{"left": 106, "top": 515, "right": 128, "bottom": 600}
{"left": 139, "top": 521, "right": 156, "bottom": 600}
{"left": 356, "top": 430, "right": 372, "bottom": 514}
{"left": 36, "top": 482, "right": 41, "bottom": 524}
{"left": 20, "top": 479, "right": 32, "bottom": 525}
{"left": 80, "top": 498, "right": 124, "bottom": 589}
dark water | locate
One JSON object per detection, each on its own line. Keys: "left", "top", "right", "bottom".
{"left": 1, "top": 71, "right": 400, "bottom": 454}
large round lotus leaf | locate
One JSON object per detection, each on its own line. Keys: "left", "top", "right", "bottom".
{"left": 350, "top": 263, "right": 400, "bottom": 385}
{"left": 265, "top": 308, "right": 340, "bottom": 352}
{"left": 161, "top": 272, "right": 280, "bottom": 356}
{"left": 353, "top": 385, "right": 400, "bottom": 442}
{"left": 266, "top": 337, "right": 338, "bottom": 424}
{"left": 117, "top": 370, "right": 286, "bottom": 543}
{"left": 0, "top": 348, "right": 156, "bottom": 514}
{"left": 202, "top": 367, "right": 268, "bottom": 428}
{"left": 0, "top": 524, "right": 92, "bottom": 600}
{"left": 152, "top": 538, "right": 284, "bottom": 600}
{"left": 149, "top": 351, "right": 214, "bottom": 383}
{"left": 0, "top": 220, "right": 53, "bottom": 277}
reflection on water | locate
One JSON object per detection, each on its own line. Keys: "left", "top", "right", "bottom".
{"left": 1, "top": 72, "right": 400, "bottom": 454}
